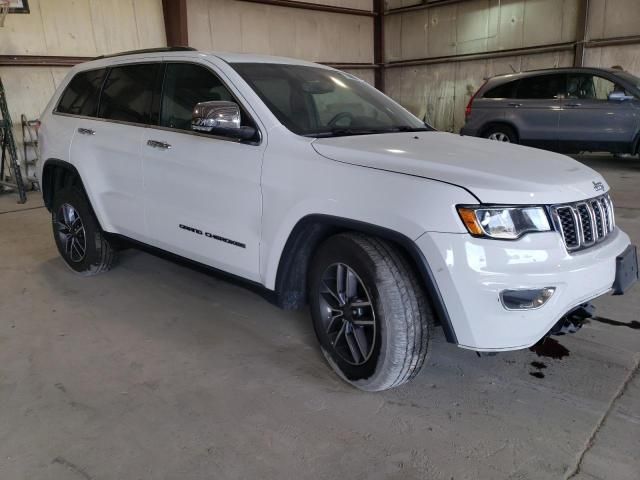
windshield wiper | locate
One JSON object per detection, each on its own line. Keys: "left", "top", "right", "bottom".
{"left": 305, "top": 128, "right": 391, "bottom": 138}
{"left": 306, "top": 125, "right": 433, "bottom": 138}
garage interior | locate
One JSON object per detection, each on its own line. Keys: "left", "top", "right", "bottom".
{"left": 0, "top": 0, "right": 639, "bottom": 479}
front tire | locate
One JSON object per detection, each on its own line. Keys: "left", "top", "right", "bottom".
{"left": 51, "top": 187, "right": 116, "bottom": 275}
{"left": 309, "top": 233, "right": 434, "bottom": 391}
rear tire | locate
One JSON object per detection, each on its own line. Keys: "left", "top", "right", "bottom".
{"left": 308, "top": 233, "right": 434, "bottom": 391}
{"left": 51, "top": 186, "right": 116, "bottom": 275}
{"left": 484, "top": 125, "right": 518, "bottom": 143}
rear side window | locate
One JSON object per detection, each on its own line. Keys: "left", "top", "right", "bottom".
{"left": 98, "top": 63, "right": 161, "bottom": 124}
{"left": 516, "top": 74, "right": 565, "bottom": 99}
{"left": 56, "top": 68, "right": 106, "bottom": 117}
{"left": 483, "top": 81, "right": 517, "bottom": 99}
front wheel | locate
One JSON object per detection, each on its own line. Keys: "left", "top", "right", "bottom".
{"left": 308, "top": 233, "right": 434, "bottom": 391}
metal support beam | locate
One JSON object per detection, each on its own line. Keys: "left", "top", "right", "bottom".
{"left": 574, "top": 0, "right": 589, "bottom": 67}
{"left": 162, "top": 0, "right": 188, "bottom": 47}
{"left": 237, "top": 0, "right": 374, "bottom": 16}
{"left": 373, "top": 0, "right": 385, "bottom": 91}
{"left": 0, "top": 55, "right": 91, "bottom": 67}
{"left": 385, "top": 42, "right": 575, "bottom": 69}
{"left": 586, "top": 34, "right": 640, "bottom": 48}
{"left": 385, "top": 0, "right": 470, "bottom": 15}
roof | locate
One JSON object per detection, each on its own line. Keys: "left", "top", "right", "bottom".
{"left": 86, "top": 47, "right": 331, "bottom": 70}
{"left": 488, "top": 66, "right": 623, "bottom": 82}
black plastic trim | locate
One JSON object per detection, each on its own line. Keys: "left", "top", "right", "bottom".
{"left": 275, "top": 214, "right": 459, "bottom": 344}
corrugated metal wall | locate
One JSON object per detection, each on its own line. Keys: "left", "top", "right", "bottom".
{"left": 0, "top": 0, "right": 166, "bottom": 179}
{"left": 186, "top": 0, "right": 375, "bottom": 82}
{"left": 383, "top": 0, "right": 640, "bottom": 132}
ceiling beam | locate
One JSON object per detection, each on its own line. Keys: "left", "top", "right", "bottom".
{"left": 162, "top": 0, "right": 189, "bottom": 47}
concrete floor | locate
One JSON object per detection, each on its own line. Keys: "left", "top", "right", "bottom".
{"left": 0, "top": 155, "right": 638, "bottom": 480}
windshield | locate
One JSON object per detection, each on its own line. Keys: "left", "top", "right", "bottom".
{"left": 231, "top": 63, "right": 429, "bottom": 137}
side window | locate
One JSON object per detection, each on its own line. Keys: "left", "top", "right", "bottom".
{"left": 515, "top": 74, "right": 565, "bottom": 99}
{"left": 98, "top": 63, "right": 161, "bottom": 124}
{"left": 56, "top": 69, "right": 106, "bottom": 117}
{"left": 483, "top": 81, "right": 517, "bottom": 99}
{"left": 252, "top": 78, "right": 292, "bottom": 119}
{"left": 161, "top": 63, "right": 237, "bottom": 131}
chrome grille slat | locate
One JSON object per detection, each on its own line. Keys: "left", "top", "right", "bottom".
{"left": 551, "top": 194, "right": 615, "bottom": 252}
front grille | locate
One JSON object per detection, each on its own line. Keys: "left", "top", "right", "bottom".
{"left": 551, "top": 194, "right": 615, "bottom": 252}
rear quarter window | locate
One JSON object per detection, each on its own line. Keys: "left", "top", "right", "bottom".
{"left": 56, "top": 68, "right": 107, "bottom": 117}
{"left": 483, "top": 81, "right": 518, "bottom": 99}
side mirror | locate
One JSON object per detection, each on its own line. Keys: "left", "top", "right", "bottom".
{"left": 191, "top": 101, "right": 256, "bottom": 140}
{"left": 608, "top": 91, "right": 633, "bottom": 102}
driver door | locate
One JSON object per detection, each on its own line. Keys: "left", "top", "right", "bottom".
{"left": 141, "top": 60, "right": 265, "bottom": 282}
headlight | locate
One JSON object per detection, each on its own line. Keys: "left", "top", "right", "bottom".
{"left": 457, "top": 206, "right": 551, "bottom": 239}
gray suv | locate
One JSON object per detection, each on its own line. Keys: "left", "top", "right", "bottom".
{"left": 461, "top": 67, "right": 640, "bottom": 155}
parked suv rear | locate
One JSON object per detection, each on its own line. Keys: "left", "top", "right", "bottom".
{"left": 461, "top": 67, "right": 640, "bottom": 154}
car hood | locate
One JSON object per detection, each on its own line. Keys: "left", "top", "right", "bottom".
{"left": 311, "top": 131, "right": 608, "bottom": 205}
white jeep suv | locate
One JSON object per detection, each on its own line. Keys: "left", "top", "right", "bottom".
{"left": 38, "top": 48, "right": 638, "bottom": 391}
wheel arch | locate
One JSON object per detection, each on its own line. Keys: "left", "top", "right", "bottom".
{"left": 41, "top": 159, "right": 86, "bottom": 211}
{"left": 273, "top": 214, "right": 458, "bottom": 344}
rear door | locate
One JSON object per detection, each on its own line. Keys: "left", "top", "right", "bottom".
{"left": 70, "top": 61, "right": 161, "bottom": 240}
{"left": 141, "top": 60, "right": 265, "bottom": 281}
{"left": 508, "top": 73, "right": 564, "bottom": 150}
{"left": 559, "top": 72, "right": 640, "bottom": 153}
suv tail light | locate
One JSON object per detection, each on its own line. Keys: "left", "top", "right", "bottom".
{"left": 465, "top": 80, "right": 487, "bottom": 120}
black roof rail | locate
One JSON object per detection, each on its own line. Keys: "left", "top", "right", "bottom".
{"left": 93, "top": 46, "right": 197, "bottom": 60}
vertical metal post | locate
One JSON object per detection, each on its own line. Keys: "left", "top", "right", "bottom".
{"left": 373, "top": 0, "right": 385, "bottom": 92}
{"left": 162, "top": 0, "right": 189, "bottom": 47}
{"left": 574, "top": 0, "right": 590, "bottom": 67}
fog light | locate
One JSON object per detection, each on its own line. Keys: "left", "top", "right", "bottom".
{"left": 500, "top": 287, "right": 555, "bottom": 310}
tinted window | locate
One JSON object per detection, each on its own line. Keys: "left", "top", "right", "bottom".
{"left": 515, "top": 74, "right": 565, "bottom": 99}
{"left": 98, "top": 63, "right": 160, "bottom": 124}
{"left": 56, "top": 69, "right": 106, "bottom": 116}
{"left": 161, "top": 63, "right": 237, "bottom": 131}
{"left": 567, "top": 73, "right": 622, "bottom": 100}
{"left": 483, "top": 81, "right": 517, "bottom": 99}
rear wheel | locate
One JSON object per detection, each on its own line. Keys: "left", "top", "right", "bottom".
{"left": 51, "top": 187, "right": 116, "bottom": 275}
{"left": 309, "top": 233, "right": 434, "bottom": 391}
{"left": 484, "top": 125, "right": 517, "bottom": 143}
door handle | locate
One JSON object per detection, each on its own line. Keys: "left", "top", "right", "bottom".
{"left": 146, "top": 139, "right": 171, "bottom": 150}
{"left": 566, "top": 103, "right": 582, "bottom": 107}
{"left": 77, "top": 128, "right": 95, "bottom": 135}
{"left": 508, "top": 103, "right": 522, "bottom": 108}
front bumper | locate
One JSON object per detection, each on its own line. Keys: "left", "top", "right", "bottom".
{"left": 416, "top": 227, "right": 634, "bottom": 351}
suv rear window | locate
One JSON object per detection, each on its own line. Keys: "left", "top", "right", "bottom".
{"left": 515, "top": 74, "right": 565, "bottom": 99}
{"left": 483, "top": 81, "right": 517, "bottom": 99}
{"left": 56, "top": 68, "right": 106, "bottom": 117}
{"left": 98, "top": 63, "right": 161, "bottom": 124}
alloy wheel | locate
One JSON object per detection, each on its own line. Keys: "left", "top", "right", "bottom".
{"left": 488, "top": 132, "right": 510, "bottom": 142}
{"left": 318, "top": 263, "right": 377, "bottom": 366}
{"left": 55, "top": 203, "right": 87, "bottom": 263}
